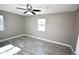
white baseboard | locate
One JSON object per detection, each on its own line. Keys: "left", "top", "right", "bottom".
{"left": 0, "top": 34, "right": 26, "bottom": 42}
{"left": 25, "top": 34, "right": 75, "bottom": 54}
{"left": 69, "top": 45, "right": 76, "bottom": 54}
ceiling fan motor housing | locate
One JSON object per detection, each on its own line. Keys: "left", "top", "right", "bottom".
{"left": 27, "top": 4, "right": 32, "bottom": 11}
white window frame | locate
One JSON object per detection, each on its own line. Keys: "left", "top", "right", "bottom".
{"left": 0, "top": 15, "right": 4, "bottom": 31}
{"left": 37, "top": 19, "right": 46, "bottom": 32}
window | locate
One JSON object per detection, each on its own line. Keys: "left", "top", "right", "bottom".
{"left": 37, "top": 19, "right": 46, "bottom": 32}
{"left": 0, "top": 15, "right": 4, "bottom": 31}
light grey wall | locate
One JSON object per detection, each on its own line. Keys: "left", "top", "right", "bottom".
{"left": 71, "top": 10, "right": 79, "bottom": 51}
{"left": 25, "top": 12, "right": 77, "bottom": 50}
{"left": 76, "top": 10, "right": 79, "bottom": 37}
{"left": 75, "top": 10, "right": 79, "bottom": 52}
{"left": 0, "top": 10, "right": 25, "bottom": 39}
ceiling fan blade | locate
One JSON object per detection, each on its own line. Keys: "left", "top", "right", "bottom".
{"left": 33, "top": 9, "right": 41, "bottom": 12}
{"left": 31, "top": 11, "right": 36, "bottom": 15}
{"left": 16, "top": 7, "right": 26, "bottom": 10}
{"left": 24, "top": 11, "right": 28, "bottom": 14}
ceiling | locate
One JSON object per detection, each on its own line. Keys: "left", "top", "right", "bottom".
{"left": 0, "top": 4, "right": 78, "bottom": 16}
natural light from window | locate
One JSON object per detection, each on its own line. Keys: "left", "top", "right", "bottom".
{"left": 0, "top": 15, "right": 4, "bottom": 31}
{"left": 37, "top": 19, "right": 46, "bottom": 32}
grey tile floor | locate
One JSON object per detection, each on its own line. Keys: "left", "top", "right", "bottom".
{"left": 0, "top": 36, "right": 73, "bottom": 55}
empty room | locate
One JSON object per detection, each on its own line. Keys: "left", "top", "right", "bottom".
{"left": 0, "top": 4, "right": 79, "bottom": 55}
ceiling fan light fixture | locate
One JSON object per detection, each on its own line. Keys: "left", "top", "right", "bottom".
{"left": 16, "top": 4, "right": 41, "bottom": 15}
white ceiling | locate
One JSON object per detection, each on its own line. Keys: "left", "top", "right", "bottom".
{"left": 0, "top": 4, "right": 78, "bottom": 16}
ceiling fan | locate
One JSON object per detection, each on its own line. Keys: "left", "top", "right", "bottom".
{"left": 16, "top": 4, "right": 41, "bottom": 15}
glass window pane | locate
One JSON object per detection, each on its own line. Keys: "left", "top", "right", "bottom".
{"left": 0, "top": 15, "right": 4, "bottom": 31}
{"left": 37, "top": 19, "right": 46, "bottom": 32}
{"left": 38, "top": 19, "right": 46, "bottom": 24}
